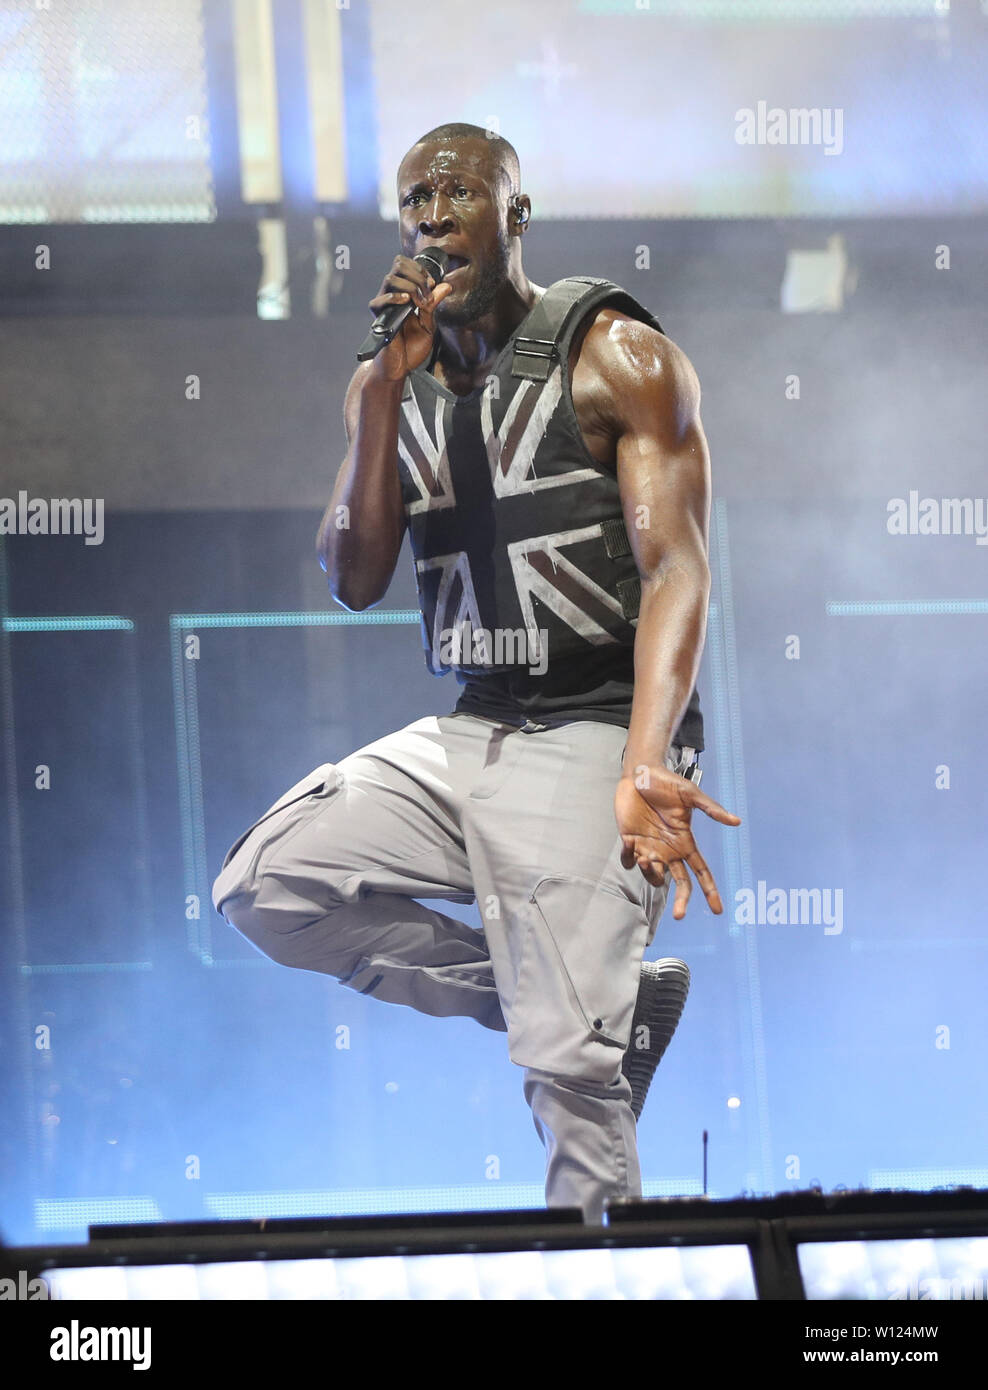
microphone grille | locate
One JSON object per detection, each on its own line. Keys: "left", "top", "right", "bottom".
{"left": 416, "top": 246, "right": 449, "bottom": 280}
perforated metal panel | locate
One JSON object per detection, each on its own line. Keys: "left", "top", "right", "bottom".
{"left": 0, "top": 0, "right": 215, "bottom": 223}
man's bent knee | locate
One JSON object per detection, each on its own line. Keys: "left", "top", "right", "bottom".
{"left": 212, "top": 832, "right": 352, "bottom": 948}
{"left": 211, "top": 761, "right": 346, "bottom": 960}
{"left": 213, "top": 881, "right": 334, "bottom": 968}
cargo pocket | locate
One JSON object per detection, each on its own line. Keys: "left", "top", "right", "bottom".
{"left": 212, "top": 763, "right": 343, "bottom": 911}
{"left": 506, "top": 875, "right": 650, "bottom": 1083}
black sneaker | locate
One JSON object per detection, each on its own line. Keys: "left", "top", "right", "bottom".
{"left": 621, "top": 958, "right": 691, "bottom": 1122}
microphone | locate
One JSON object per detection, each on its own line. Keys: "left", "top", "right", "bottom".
{"left": 356, "top": 247, "right": 450, "bottom": 362}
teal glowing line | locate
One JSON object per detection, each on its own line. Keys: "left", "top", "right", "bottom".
{"left": 4, "top": 604, "right": 147, "bottom": 979}
{"left": 20, "top": 961, "right": 153, "bottom": 976}
{"left": 165, "top": 609, "right": 423, "bottom": 967}
{"left": 170, "top": 610, "right": 420, "bottom": 629}
{"left": 827, "top": 600, "right": 988, "bottom": 617}
{"left": 3, "top": 616, "right": 134, "bottom": 632}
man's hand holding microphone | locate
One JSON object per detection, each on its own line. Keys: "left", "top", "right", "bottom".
{"left": 357, "top": 248, "right": 453, "bottom": 377}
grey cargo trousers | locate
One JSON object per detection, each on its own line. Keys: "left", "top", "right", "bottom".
{"left": 211, "top": 713, "right": 689, "bottom": 1223}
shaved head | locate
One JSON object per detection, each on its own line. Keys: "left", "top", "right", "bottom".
{"left": 400, "top": 123, "right": 520, "bottom": 197}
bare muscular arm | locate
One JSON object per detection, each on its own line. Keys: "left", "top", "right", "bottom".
{"left": 575, "top": 316, "right": 740, "bottom": 915}
{"left": 317, "top": 362, "right": 407, "bottom": 611}
{"left": 316, "top": 259, "right": 453, "bottom": 611}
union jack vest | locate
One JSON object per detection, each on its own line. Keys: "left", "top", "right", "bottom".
{"left": 397, "top": 277, "right": 658, "bottom": 677}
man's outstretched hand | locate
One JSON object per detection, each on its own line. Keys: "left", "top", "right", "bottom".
{"left": 615, "top": 766, "right": 741, "bottom": 918}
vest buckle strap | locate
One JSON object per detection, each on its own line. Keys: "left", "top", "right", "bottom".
{"left": 600, "top": 517, "right": 633, "bottom": 559}
{"left": 617, "top": 575, "right": 642, "bottom": 622}
{"left": 510, "top": 336, "right": 558, "bottom": 382}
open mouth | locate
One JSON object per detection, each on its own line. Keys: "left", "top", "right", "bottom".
{"left": 444, "top": 255, "right": 470, "bottom": 277}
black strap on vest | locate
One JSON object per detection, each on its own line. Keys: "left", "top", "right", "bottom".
{"left": 617, "top": 576, "right": 642, "bottom": 622}
{"left": 600, "top": 516, "right": 632, "bottom": 559}
{"left": 510, "top": 276, "right": 663, "bottom": 381}
{"left": 506, "top": 277, "right": 662, "bottom": 626}
{"left": 403, "top": 277, "right": 663, "bottom": 392}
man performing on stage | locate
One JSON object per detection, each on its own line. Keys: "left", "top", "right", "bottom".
{"left": 212, "top": 123, "right": 740, "bottom": 1224}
